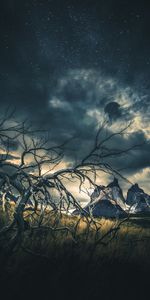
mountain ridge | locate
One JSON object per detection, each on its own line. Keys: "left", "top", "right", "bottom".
{"left": 73, "top": 177, "right": 150, "bottom": 218}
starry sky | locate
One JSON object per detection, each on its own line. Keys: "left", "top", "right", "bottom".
{"left": 1, "top": 0, "right": 150, "bottom": 194}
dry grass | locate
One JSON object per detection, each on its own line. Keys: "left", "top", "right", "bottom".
{"left": 1, "top": 205, "right": 150, "bottom": 300}
{"left": 1, "top": 204, "right": 150, "bottom": 267}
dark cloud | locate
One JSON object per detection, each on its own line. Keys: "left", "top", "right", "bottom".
{"left": 0, "top": 154, "right": 19, "bottom": 161}
{"left": 2, "top": 140, "right": 19, "bottom": 151}
{"left": 102, "top": 130, "right": 150, "bottom": 179}
{"left": 0, "top": 0, "right": 150, "bottom": 186}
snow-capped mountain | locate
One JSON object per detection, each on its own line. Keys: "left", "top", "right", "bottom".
{"left": 73, "top": 178, "right": 127, "bottom": 218}
{"left": 91, "top": 178, "right": 126, "bottom": 210}
{"left": 126, "top": 183, "right": 150, "bottom": 213}
{"left": 73, "top": 178, "right": 150, "bottom": 218}
{"left": 81, "top": 198, "right": 127, "bottom": 218}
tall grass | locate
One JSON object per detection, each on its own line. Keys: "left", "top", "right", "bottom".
{"left": 1, "top": 204, "right": 150, "bottom": 267}
{"left": 1, "top": 206, "right": 150, "bottom": 300}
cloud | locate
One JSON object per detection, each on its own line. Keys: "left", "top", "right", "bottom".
{"left": 2, "top": 140, "right": 19, "bottom": 151}
{"left": 128, "top": 167, "right": 150, "bottom": 194}
{"left": 0, "top": 154, "right": 20, "bottom": 161}
{"left": 29, "top": 68, "right": 150, "bottom": 182}
{"left": 49, "top": 97, "right": 72, "bottom": 111}
{"left": 1, "top": 67, "right": 150, "bottom": 191}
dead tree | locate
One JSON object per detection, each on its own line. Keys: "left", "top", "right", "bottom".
{"left": 0, "top": 110, "right": 140, "bottom": 254}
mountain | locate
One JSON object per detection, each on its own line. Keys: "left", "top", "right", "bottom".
{"left": 80, "top": 198, "right": 127, "bottom": 218}
{"left": 106, "top": 178, "right": 126, "bottom": 210}
{"left": 126, "top": 184, "right": 144, "bottom": 206}
{"left": 73, "top": 178, "right": 150, "bottom": 218}
{"left": 91, "top": 178, "right": 126, "bottom": 209}
{"left": 73, "top": 178, "right": 127, "bottom": 218}
{"left": 126, "top": 183, "right": 150, "bottom": 213}
{"left": 91, "top": 185, "right": 105, "bottom": 202}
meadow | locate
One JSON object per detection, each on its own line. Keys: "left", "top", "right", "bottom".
{"left": 0, "top": 206, "right": 150, "bottom": 300}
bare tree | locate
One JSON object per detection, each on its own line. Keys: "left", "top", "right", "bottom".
{"left": 0, "top": 111, "right": 140, "bottom": 255}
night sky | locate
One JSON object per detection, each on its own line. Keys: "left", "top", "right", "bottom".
{"left": 1, "top": 0, "right": 150, "bottom": 193}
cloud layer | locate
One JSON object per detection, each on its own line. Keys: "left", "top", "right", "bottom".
{"left": 1, "top": 1, "right": 150, "bottom": 194}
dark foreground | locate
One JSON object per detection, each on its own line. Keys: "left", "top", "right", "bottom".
{"left": 0, "top": 249, "right": 149, "bottom": 300}
{"left": 0, "top": 211, "right": 150, "bottom": 300}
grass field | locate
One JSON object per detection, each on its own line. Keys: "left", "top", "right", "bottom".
{"left": 0, "top": 206, "right": 150, "bottom": 300}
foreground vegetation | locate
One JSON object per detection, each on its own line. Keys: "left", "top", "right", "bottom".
{"left": 0, "top": 111, "right": 147, "bottom": 299}
{"left": 0, "top": 206, "right": 150, "bottom": 300}
{"left": 1, "top": 204, "right": 150, "bottom": 263}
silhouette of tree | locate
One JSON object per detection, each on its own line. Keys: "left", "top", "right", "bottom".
{"left": 0, "top": 109, "right": 140, "bottom": 255}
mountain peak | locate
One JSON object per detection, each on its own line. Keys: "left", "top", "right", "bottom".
{"left": 129, "top": 183, "right": 144, "bottom": 193}
{"left": 107, "top": 177, "right": 119, "bottom": 188}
